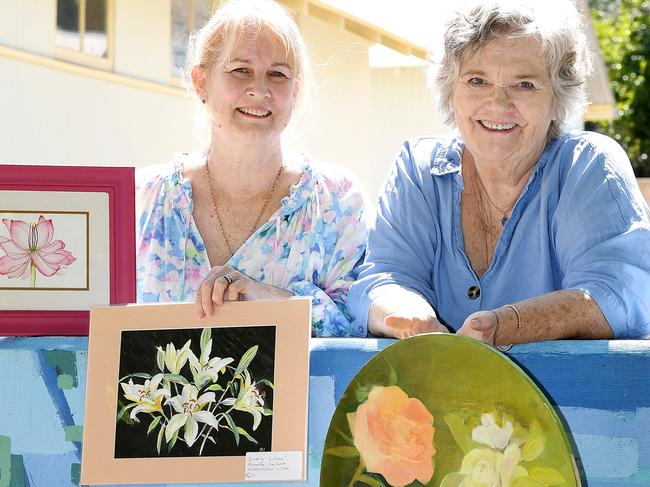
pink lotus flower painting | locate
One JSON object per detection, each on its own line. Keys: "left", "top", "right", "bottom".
{"left": 0, "top": 216, "right": 76, "bottom": 287}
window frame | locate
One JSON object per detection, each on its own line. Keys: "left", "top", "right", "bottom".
{"left": 54, "top": 0, "right": 115, "bottom": 70}
{"left": 170, "top": 0, "right": 218, "bottom": 84}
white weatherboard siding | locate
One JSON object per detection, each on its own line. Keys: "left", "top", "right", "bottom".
{"left": 0, "top": 1, "right": 625, "bottom": 200}
{"left": 0, "top": 0, "right": 198, "bottom": 168}
{"left": 370, "top": 66, "right": 451, "bottom": 197}
{"left": 296, "top": 14, "right": 374, "bottom": 191}
{"left": 0, "top": 56, "right": 197, "bottom": 167}
{"left": 297, "top": 15, "right": 451, "bottom": 198}
{"left": 0, "top": 0, "right": 54, "bottom": 55}
{"left": 114, "top": 0, "right": 172, "bottom": 83}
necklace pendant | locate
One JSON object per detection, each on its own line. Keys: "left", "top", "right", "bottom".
{"left": 501, "top": 215, "right": 508, "bottom": 226}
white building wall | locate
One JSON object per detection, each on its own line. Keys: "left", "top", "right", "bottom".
{"left": 0, "top": 2, "right": 450, "bottom": 198}
{"left": 114, "top": 0, "right": 172, "bottom": 83}
{"left": 0, "top": 56, "right": 197, "bottom": 167}
{"left": 369, "top": 66, "right": 450, "bottom": 198}
{"left": 0, "top": 0, "right": 54, "bottom": 55}
{"left": 296, "top": 15, "right": 374, "bottom": 193}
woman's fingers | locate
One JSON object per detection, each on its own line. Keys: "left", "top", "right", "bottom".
{"left": 210, "top": 274, "right": 231, "bottom": 307}
{"left": 196, "top": 268, "right": 274, "bottom": 319}
{"left": 226, "top": 276, "right": 248, "bottom": 301}
{"left": 201, "top": 277, "right": 218, "bottom": 316}
{"left": 196, "top": 286, "right": 206, "bottom": 319}
{"left": 196, "top": 267, "right": 236, "bottom": 318}
{"left": 384, "top": 314, "right": 446, "bottom": 339}
{"left": 458, "top": 311, "right": 497, "bottom": 344}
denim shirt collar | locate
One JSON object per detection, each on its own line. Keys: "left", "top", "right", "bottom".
{"left": 430, "top": 133, "right": 564, "bottom": 178}
{"left": 431, "top": 137, "right": 463, "bottom": 176}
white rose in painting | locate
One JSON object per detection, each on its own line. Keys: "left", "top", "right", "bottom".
{"left": 472, "top": 413, "right": 514, "bottom": 450}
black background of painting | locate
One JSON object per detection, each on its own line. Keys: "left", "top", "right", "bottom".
{"left": 114, "top": 325, "right": 275, "bottom": 458}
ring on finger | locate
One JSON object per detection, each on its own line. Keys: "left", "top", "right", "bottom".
{"left": 223, "top": 273, "right": 234, "bottom": 285}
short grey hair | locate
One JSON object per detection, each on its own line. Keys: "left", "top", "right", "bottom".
{"left": 431, "top": 0, "right": 593, "bottom": 139}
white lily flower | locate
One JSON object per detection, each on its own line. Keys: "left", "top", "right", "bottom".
{"left": 228, "top": 369, "right": 269, "bottom": 430}
{"left": 188, "top": 347, "right": 234, "bottom": 388}
{"left": 163, "top": 339, "right": 191, "bottom": 374}
{"left": 165, "top": 384, "right": 218, "bottom": 447}
{"left": 472, "top": 412, "right": 514, "bottom": 450}
{"left": 120, "top": 373, "right": 170, "bottom": 421}
{"left": 199, "top": 338, "right": 213, "bottom": 365}
{"left": 204, "top": 356, "right": 234, "bottom": 381}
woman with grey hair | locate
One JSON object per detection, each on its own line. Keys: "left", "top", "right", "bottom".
{"left": 348, "top": 0, "right": 650, "bottom": 346}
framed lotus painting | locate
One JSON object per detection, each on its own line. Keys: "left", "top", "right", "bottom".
{"left": 81, "top": 298, "right": 311, "bottom": 485}
{"left": 0, "top": 164, "right": 135, "bottom": 335}
{"left": 321, "top": 334, "right": 581, "bottom": 487}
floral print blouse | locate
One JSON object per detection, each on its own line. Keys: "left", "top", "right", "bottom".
{"left": 136, "top": 153, "right": 368, "bottom": 337}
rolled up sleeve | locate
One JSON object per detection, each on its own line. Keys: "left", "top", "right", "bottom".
{"left": 348, "top": 142, "right": 438, "bottom": 332}
{"left": 555, "top": 136, "right": 650, "bottom": 338}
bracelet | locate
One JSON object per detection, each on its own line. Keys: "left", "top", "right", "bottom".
{"left": 494, "top": 312, "right": 513, "bottom": 352}
{"left": 493, "top": 304, "right": 522, "bottom": 352}
{"left": 504, "top": 304, "right": 522, "bottom": 329}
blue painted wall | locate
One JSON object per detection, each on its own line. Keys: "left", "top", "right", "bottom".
{"left": 0, "top": 337, "right": 648, "bottom": 487}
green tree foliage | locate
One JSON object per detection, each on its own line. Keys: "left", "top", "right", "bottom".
{"left": 588, "top": 0, "right": 650, "bottom": 176}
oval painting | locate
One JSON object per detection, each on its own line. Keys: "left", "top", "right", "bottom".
{"left": 320, "top": 334, "right": 579, "bottom": 487}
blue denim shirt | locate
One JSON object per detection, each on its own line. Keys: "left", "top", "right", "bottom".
{"left": 348, "top": 131, "right": 650, "bottom": 338}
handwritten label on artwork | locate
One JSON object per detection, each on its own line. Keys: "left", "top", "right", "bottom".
{"left": 245, "top": 451, "right": 303, "bottom": 481}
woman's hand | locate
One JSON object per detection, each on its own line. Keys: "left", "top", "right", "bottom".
{"left": 383, "top": 313, "right": 449, "bottom": 339}
{"left": 196, "top": 265, "right": 292, "bottom": 318}
{"left": 457, "top": 310, "right": 498, "bottom": 345}
{"left": 367, "top": 284, "right": 449, "bottom": 338}
{"left": 458, "top": 291, "right": 614, "bottom": 347}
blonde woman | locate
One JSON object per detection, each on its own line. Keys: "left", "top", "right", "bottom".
{"left": 136, "top": 0, "right": 367, "bottom": 336}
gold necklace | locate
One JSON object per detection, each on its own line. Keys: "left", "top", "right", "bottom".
{"left": 204, "top": 155, "right": 283, "bottom": 257}
{"left": 472, "top": 165, "right": 517, "bottom": 225}
{"left": 468, "top": 160, "right": 492, "bottom": 273}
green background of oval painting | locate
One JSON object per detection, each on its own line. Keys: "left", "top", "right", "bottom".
{"left": 320, "top": 334, "right": 578, "bottom": 487}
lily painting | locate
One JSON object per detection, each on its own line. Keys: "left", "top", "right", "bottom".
{"left": 321, "top": 334, "right": 580, "bottom": 487}
{"left": 115, "top": 325, "right": 275, "bottom": 458}
{"left": 0, "top": 212, "right": 86, "bottom": 290}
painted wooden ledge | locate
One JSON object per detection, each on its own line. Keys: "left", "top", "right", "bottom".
{"left": 0, "top": 337, "right": 648, "bottom": 486}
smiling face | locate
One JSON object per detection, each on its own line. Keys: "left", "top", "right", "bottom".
{"left": 193, "top": 30, "right": 298, "bottom": 147}
{"left": 452, "top": 35, "right": 556, "bottom": 171}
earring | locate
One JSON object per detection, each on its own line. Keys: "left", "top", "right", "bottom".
{"left": 201, "top": 99, "right": 206, "bottom": 104}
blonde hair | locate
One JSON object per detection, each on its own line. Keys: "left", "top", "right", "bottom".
{"left": 430, "top": 0, "right": 593, "bottom": 138}
{"left": 186, "top": 0, "right": 314, "bottom": 129}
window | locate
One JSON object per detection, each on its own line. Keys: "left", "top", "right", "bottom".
{"left": 171, "top": 0, "right": 214, "bottom": 78}
{"left": 56, "top": 0, "right": 113, "bottom": 69}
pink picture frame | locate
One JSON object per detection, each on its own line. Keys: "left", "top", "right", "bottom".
{"left": 0, "top": 164, "right": 135, "bottom": 335}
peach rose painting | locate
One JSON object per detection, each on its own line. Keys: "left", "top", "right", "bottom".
{"left": 347, "top": 386, "right": 435, "bottom": 487}
{"left": 321, "top": 334, "right": 580, "bottom": 487}
{"left": 0, "top": 212, "right": 87, "bottom": 290}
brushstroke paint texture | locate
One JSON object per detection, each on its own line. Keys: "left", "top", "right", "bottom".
{"left": 61, "top": 351, "right": 86, "bottom": 431}
{"left": 0, "top": 350, "right": 75, "bottom": 455}
{"left": 310, "top": 338, "right": 391, "bottom": 401}
{"left": 561, "top": 407, "right": 650, "bottom": 474}
{"left": 0, "top": 436, "right": 10, "bottom": 487}
{"left": 573, "top": 435, "right": 638, "bottom": 477}
{"left": 1, "top": 337, "right": 649, "bottom": 487}
{"left": 35, "top": 350, "right": 81, "bottom": 458}
{"left": 43, "top": 350, "right": 78, "bottom": 387}
{"left": 10, "top": 454, "right": 28, "bottom": 487}
{"left": 21, "top": 452, "right": 77, "bottom": 487}
{"left": 307, "top": 375, "right": 335, "bottom": 468}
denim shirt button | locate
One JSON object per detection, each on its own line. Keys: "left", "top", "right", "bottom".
{"left": 467, "top": 285, "right": 481, "bottom": 299}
